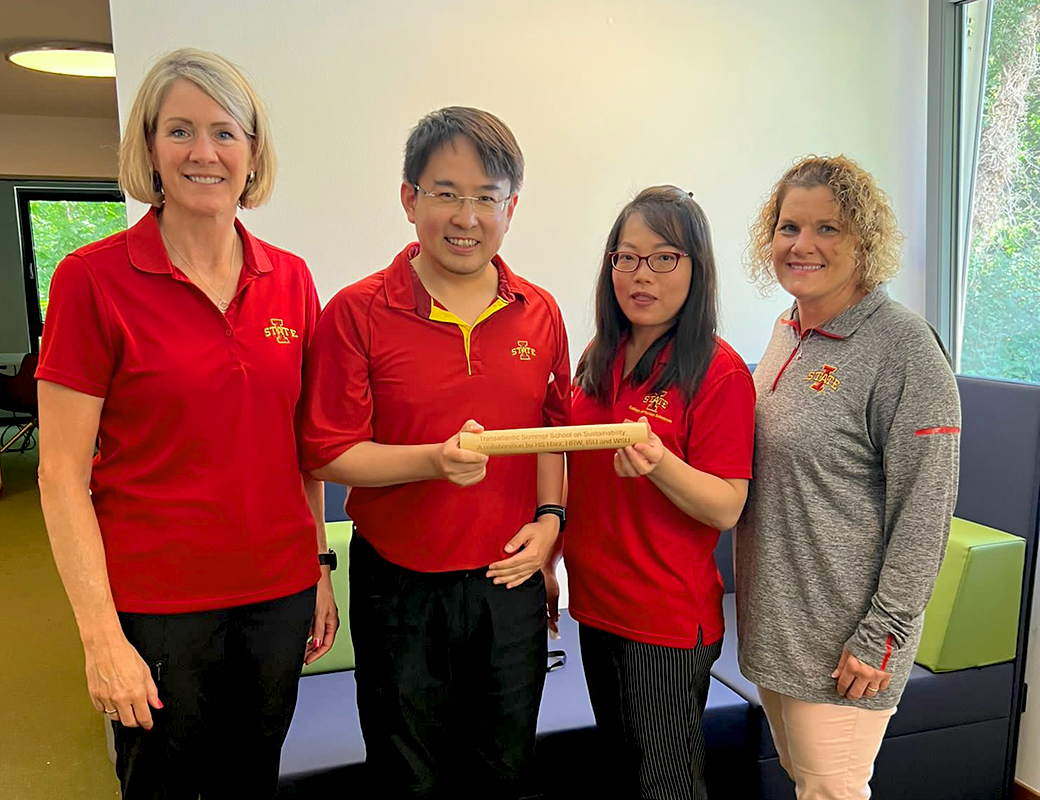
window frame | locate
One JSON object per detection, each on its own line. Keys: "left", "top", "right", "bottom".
{"left": 926, "top": 0, "right": 995, "bottom": 367}
{"left": 14, "top": 183, "right": 124, "bottom": 340}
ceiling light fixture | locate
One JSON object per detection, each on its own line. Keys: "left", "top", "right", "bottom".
{"left": 6, "top": 42, "right": 115, "bottom": 78}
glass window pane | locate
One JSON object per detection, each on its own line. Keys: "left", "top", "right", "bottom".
{"left": 959, "top": 0, "right": 1040, "bottom": 382}
{"left": 28, "top": 199, "right": 126, "bottom": 323}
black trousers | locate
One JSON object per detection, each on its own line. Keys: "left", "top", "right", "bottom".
{"left": 579, "top": 623, "right": 722, "bottom": 800}
{"left": 349, "top": 534, "right": 547, "bottom": 799}
{"left": 113, "top": 585, "right": 316, "bottom": 800}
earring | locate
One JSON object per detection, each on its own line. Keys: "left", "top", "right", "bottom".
{"left": 152, "top": 171, "right": 164, "bottom": 196}
{"left": 247, "top": 170, "right": 255, "bottom": 184}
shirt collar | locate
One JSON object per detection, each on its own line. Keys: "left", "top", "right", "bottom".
{"left": 126, "top": 207, "right": 273, "bottom": 276}
{"left": 383, "top": 242, "right": 527, "bottom": 312}
{"left": 783, "top": 285, "right": 889, "bottom": 340}
{"left": 610, "top": 333, "right": 674, "bottom": 395}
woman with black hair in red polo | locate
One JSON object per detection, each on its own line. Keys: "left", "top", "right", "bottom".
{"left": 547, "top": 186, "right": 755, "bottom": 800}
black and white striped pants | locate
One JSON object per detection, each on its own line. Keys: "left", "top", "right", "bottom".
{"left": 579, "top": 623, "right": 722, "bottom": 800}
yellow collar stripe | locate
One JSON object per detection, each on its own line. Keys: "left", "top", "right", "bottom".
{"left": 428, "top": 297, "right": 509, "bottom": 375}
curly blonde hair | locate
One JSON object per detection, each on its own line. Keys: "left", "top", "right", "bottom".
{"left": 746, "top": 155, "right": 903, "bottom": 293}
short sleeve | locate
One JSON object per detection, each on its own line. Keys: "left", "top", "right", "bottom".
{"left": 685, "top": 361, "right": 755, "bottom": 479}
{"left": 293, "top": 262, "right": 325, "bottom": 467}
{"left": 300, "top": 288, "right": 374, "bottom": 472}
{"left": 542, "top": 299, "right": 571, "bottom": 427}
{"left": 35, "top": 255, "right": 116, "bottom": 398}
{"left": 300, "top": 265, "right": 323, "bottom": 349}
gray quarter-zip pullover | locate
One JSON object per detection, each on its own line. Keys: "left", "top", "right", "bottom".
{"left": 735, "top": 287, "right": 960, "bottom": 709}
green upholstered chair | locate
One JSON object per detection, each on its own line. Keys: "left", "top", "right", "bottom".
{"left": 302, "top": 520, "right": 355, "bottom": 675}
{"left": 916, "top": 517, "right": 1025, "bottom": 673}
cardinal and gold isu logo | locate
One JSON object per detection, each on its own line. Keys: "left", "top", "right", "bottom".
{"left": 511, "top": 340, "right": 536, "bottom": 360}
{"left": 264, "top": 318, "right": 299, "bottom": 344}
{"left": 807, "top": 364, "right": 840, "bottom": 392}
{"left": 628, "top": 390, "right": 673, "bottom": 424}
{"left": 642, "top": 391, "right": 670, "bottom": 413}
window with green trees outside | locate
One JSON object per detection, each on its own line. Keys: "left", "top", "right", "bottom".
{"left": 959, "top": 0, "right": 1040, "bottom": 383}
{"left": 27, "top": 198, "right": 126, "bottom": 323}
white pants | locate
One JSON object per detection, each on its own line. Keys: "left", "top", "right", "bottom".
{"left": 757, "top": 685, "right": 897, "bottom": 800}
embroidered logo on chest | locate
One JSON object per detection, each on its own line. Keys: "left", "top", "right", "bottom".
{"left": 511, "top": 340, "right": 537, "bottom": 360}
{"left": 806, "top": 364, "right": 840, "bottom": 392}
{"left": 264, "top": 318, "right": 299, "bottom": 344}
{"left": 643, "top": 391, "right": 669, "bottom": 412}
{"left": 628, "top": 390, "right": 674, "bottom": 424}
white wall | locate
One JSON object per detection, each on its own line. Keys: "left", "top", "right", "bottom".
{"left": 0, "top": 115, "right": 118, "bottom": 178}
{"left": 110, "top": 0, "right": 929, "bottom": 610}
{"left": 109, "top": 0, "right": 928, "bottom": 364}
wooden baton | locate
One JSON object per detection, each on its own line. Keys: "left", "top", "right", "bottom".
{"left": 458, "top": 422, "right": 648, "bottom": 455}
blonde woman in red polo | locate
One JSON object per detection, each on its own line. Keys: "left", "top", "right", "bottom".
{"left": 36, "top": 49, "right": 337, "bottom": 798}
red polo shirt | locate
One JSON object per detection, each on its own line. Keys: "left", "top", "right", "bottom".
{"left": 565, "top": 338, "right": 754, "bottom": 647}
{"left": 37, "top": 208, "right": 321, "bottom": 613}
{"left": 301, "top": 243, "right": 570, "bottom": 572}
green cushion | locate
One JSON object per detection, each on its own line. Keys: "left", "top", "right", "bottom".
{"left": 302, "top": 520, "right": 355, "bottom": 675}
{"left": 916, "top": 517, "right": 1025, "bottom": 672}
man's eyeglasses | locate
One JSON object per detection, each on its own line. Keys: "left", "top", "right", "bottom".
{"left": 610, "top": 251, "right": 688, "bottom": 273}
{"left": 413, "top": 184, "right": 511, "bottom": 216}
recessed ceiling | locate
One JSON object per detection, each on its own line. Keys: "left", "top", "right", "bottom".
{"left": 0, "top": 0, "right": 117, "bottom": 119}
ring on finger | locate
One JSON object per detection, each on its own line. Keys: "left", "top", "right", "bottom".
{"left": 102, "top": 708, "right": 117, "bottom": 714}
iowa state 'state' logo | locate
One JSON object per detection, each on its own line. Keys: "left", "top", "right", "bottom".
{"left": 642, "top": 391, "right": 670, "bottom": 412}
{"left": 511, "top": 340, "right": 537, "bottom": 360}
{"left": 629, "top": 390, "right": 673, "bottom": 424}
{"left": 264, "top": 318, "right": 299, "bottom": 344}
{"left": 807, "top": 364, "right": 840, "bottom": 392}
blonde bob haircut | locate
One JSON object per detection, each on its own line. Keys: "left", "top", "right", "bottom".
{"left": 746, "top": 154, "right": 903, "bottom": 294}
{"left": 118, "top": 48, "right": 276, "bottom": 209}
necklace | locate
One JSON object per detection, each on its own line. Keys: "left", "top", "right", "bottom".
{"left": 160, "top": 226, "right": 238, "bottom": 313}
{"left": 829, "top": 293, "right": 862, "bottom": 324}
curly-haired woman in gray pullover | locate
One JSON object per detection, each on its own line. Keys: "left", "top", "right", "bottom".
{"left": 735, "top": 155, "right": 961, "bottom": 800}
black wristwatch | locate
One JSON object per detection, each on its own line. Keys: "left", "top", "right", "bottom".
{"left": 318, "top": 549, "right": 337, "bottom": 571}
{"left": 535, "top": 504, "right": 566, "bottom": 533}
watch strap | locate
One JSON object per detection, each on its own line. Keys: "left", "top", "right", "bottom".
{"left": 318, "top": 548, "right": 337, "bottom": 571}
{"left": 535, "top": 504, "right": 566, "bottom": 533}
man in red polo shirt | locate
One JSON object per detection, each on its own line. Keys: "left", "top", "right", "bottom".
{"left": 302, "top": 107, "right": 569, "bottom": 797}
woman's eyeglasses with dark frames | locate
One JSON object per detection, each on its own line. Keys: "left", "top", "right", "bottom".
{"left": 609, "top": 251, "right": 688, "bottom": 273}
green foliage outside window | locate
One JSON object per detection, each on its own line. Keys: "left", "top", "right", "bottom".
{"left": 29, "top": 199, "right": 126, "bottom": 320}
{"left": 960, "top": 0, "right": 1040, "bottom": 382}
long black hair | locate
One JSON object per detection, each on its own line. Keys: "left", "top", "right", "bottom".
{"left": 575, "top": 185, "right": 719, "bottom": 404}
